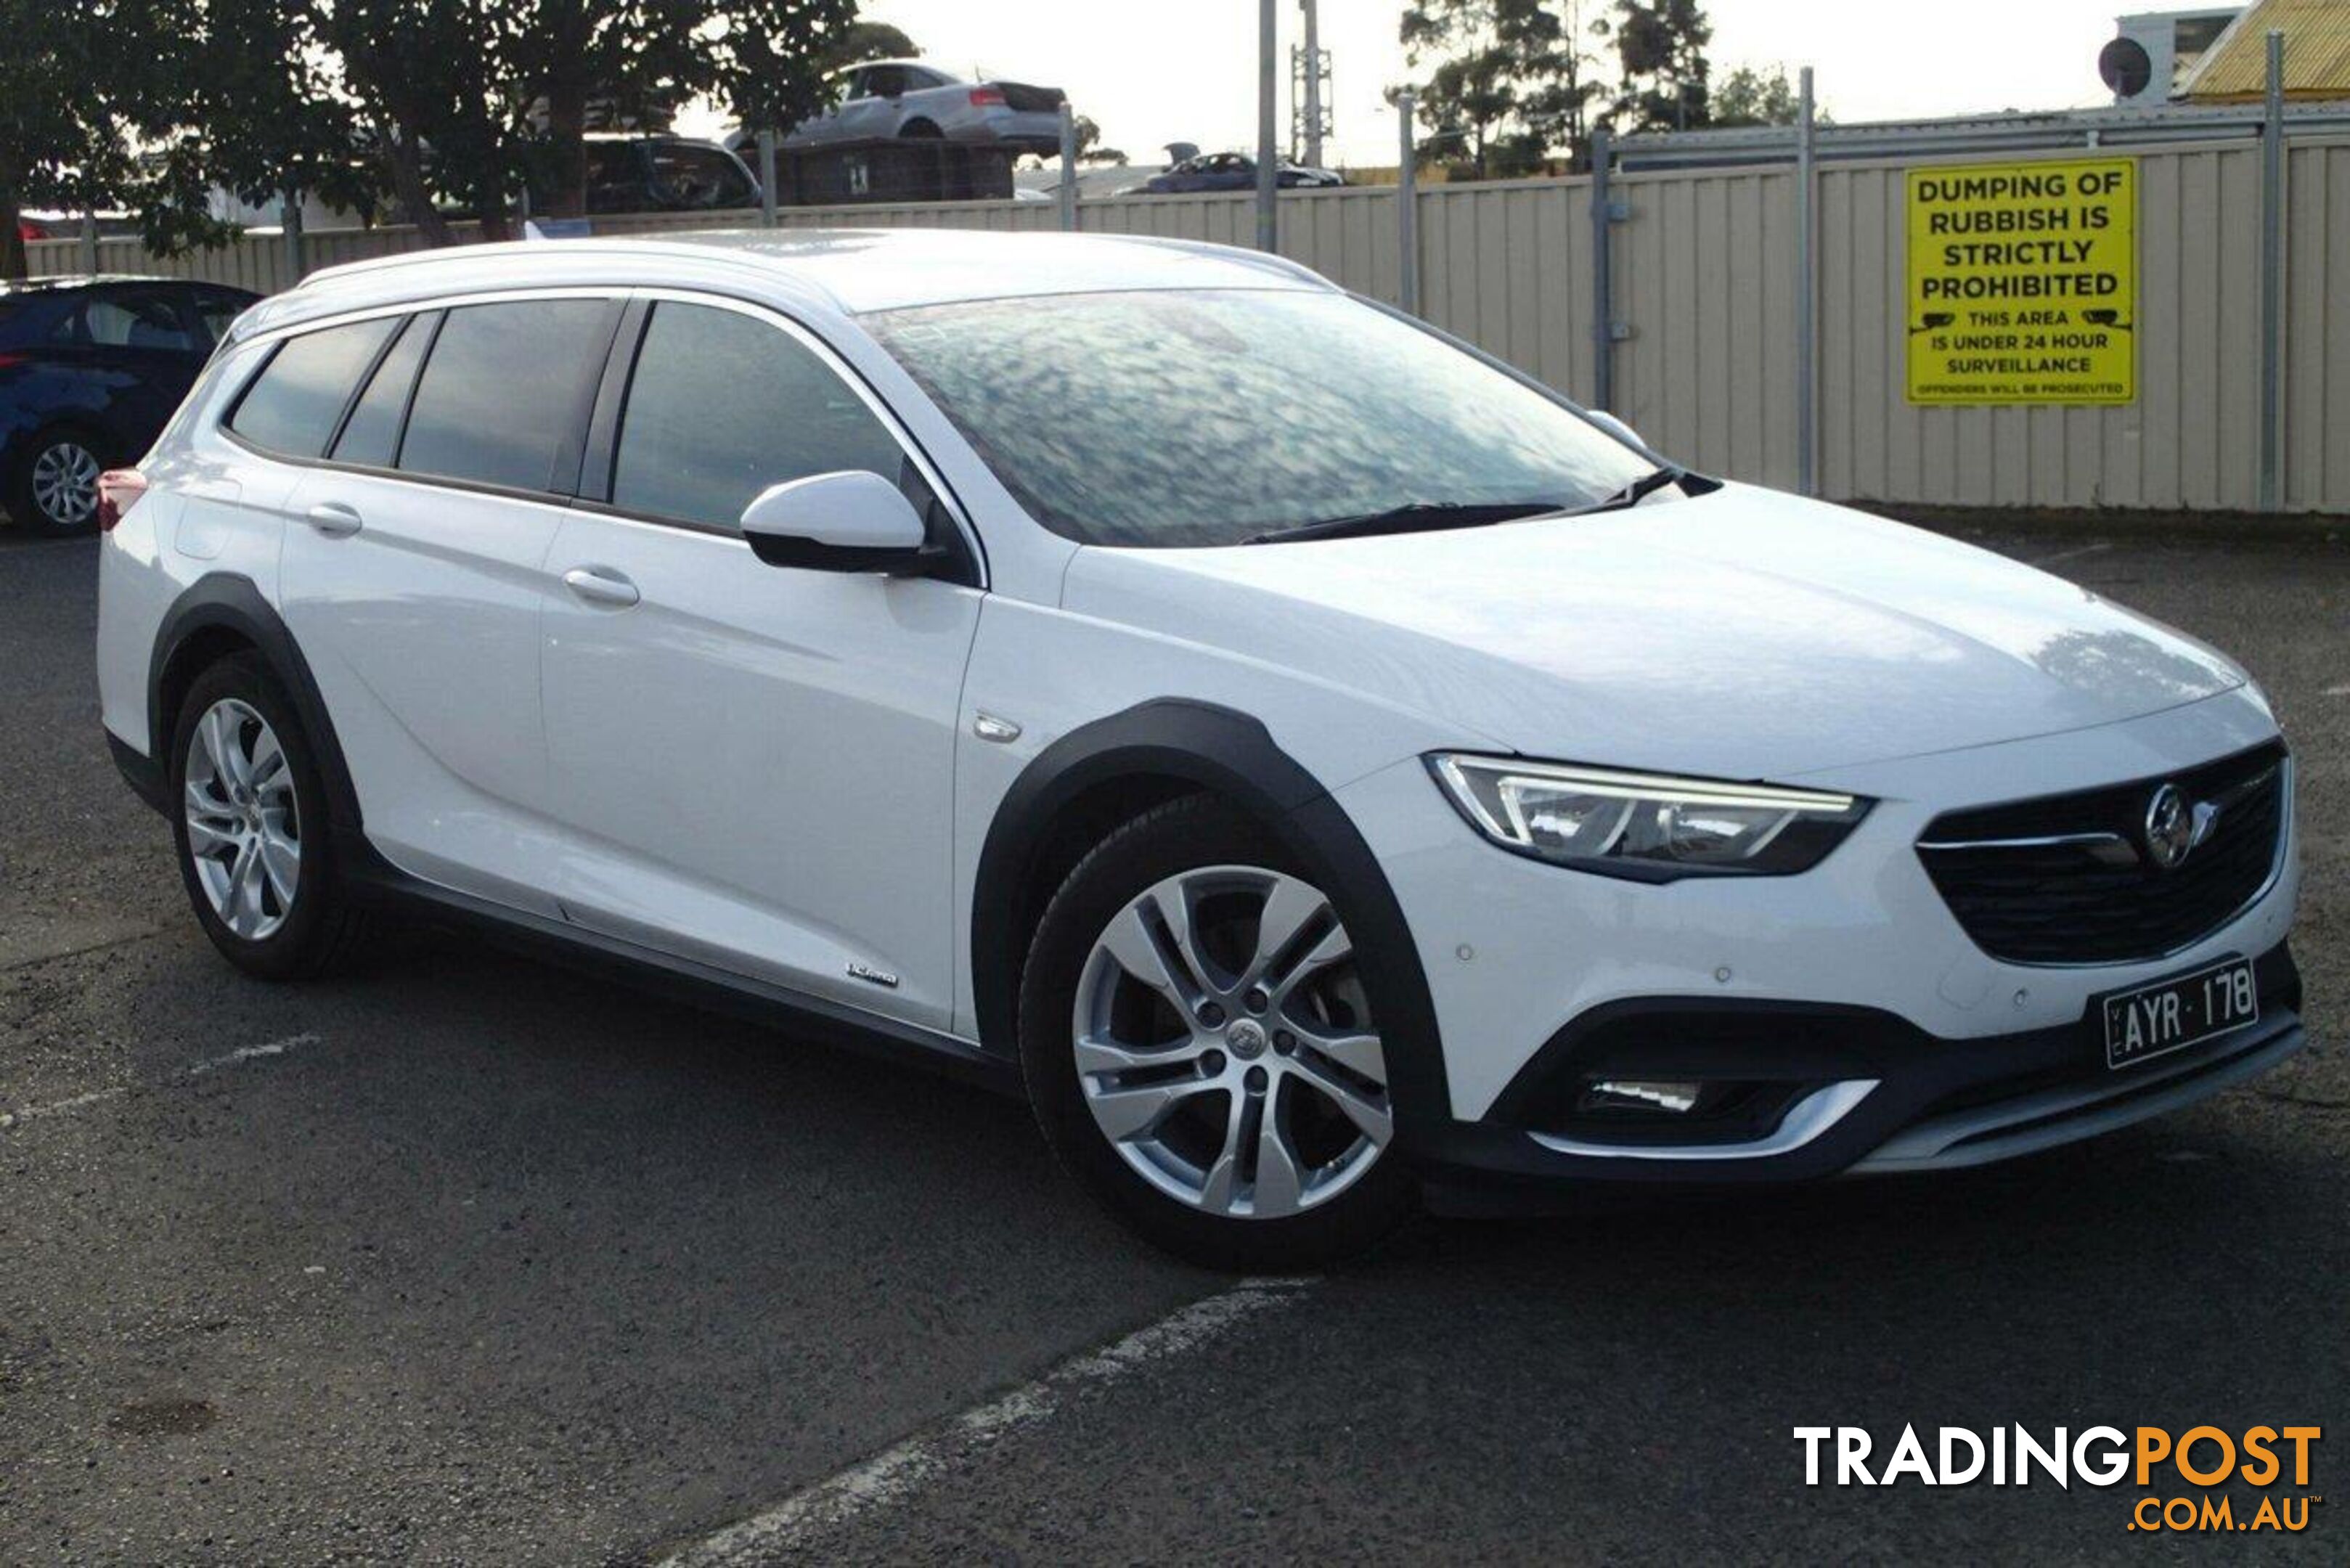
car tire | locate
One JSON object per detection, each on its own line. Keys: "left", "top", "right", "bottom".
{"left": 168, "top": 653, "right": 371, "bottom": 981}
{"left": 1019, "top": 795, "right": 1416, "bottom": 1270}
{"left": 8, "top": 425, "right": 110, "bottom": 536}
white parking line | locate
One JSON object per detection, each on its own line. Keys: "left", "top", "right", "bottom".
{"left": 1, "top": 1032, "right": 323, "bottom": 1127}
{"left": 659, "top": 1276, "right": 1318, "bottom": 1566}
{"left": 2028, "top": 542, "right": 2112, "bottom": 568}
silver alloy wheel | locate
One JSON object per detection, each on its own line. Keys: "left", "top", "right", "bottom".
{"left": 30, "top": 439, "right": 100, "bottom": 527}
{"left": 182, "top": 698, "right": 301, "bottom": 942}
{"left": 1073, "top": 865, "right": 1391, "bottom": 1220}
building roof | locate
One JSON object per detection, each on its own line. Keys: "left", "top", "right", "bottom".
{"left": 2182, "top": 0, "right": 2350, "bottom": 99}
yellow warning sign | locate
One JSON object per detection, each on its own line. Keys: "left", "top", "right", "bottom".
{"left": 1905, "top": 158, "right": 2135, "bottom": 405}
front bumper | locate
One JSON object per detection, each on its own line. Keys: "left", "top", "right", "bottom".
{"left": 1327, "top": 689, "right": 2304, "bottom": 1208}
{"left": 1408, "top": 942, "right": 2302, "bottom": 1212}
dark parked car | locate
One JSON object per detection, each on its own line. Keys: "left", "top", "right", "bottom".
{"left": 0, "top": 277, "right": 256, "bottom": 534}
{"left": 1142, "top": 152, "right": 1344, "bottom": 195}
{"left": 582, "top": 135, "right": 760, "bottom": 215}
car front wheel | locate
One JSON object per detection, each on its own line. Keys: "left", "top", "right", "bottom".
{"left": 1019, "top": 796, "right": 1415, "bottom": 1269}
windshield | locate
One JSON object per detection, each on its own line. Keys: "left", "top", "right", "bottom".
{"left": 865, "top": 289, "right": 1655, "bottom": 548}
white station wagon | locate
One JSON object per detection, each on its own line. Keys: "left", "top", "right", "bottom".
{"left": 96, "top": 231, "right": 2302, "bottom": 1266}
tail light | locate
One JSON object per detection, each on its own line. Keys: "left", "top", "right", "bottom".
{"left": 968, "top": 87, "right": 1006, "bottom": 108}
{"left": 96, "top": 467, "right": 147, "bottom": 533}
{"left": 0, "top": 352, "right": 26, "bottom": 371}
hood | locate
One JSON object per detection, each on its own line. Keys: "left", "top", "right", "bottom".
{"left": 1059, "top": 484, "right": 2245, "bottom": 783}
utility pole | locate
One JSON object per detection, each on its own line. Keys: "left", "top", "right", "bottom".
{"left": 1292, "top": 0, "right": 1330, "bottom": 169}
{"left": 1256, "top": 0, "right": 1278, "bottom": 252}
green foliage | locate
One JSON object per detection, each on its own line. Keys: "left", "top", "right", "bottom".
{"left": 819, "top": 18, "right": 915, "bottom": 73}
{"left": 1607, "top": 0, "right": 1712, "bottom": 134}
{"left": 1710, "top": 63, "right": 1811, "bottom": 128}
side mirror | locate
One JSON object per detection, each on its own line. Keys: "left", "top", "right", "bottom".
{"left": 739, "top": 470, "right": 933, "bottom": 574}
{"left": 1582, "top": 408, "right": 1644, "bottom": 449}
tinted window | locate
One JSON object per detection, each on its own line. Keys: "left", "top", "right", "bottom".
{"left": 648, "top": 144, "right": 752, "bottom": 209}
{"left": 82, "top": 290, "right": 195, "bottom": 351}
{"left": 194, "top": 292, "right": 250, "bottom": 345}
{"left": 868, "top": 290, "right": 1652, "bottom": 548}
{"left": 399, "top": 300, "right": 612, "bottom": 493}
{"left": 611, "top": 302, "right": 904, "bottom": 530}
{"left": 330, "top": 314, "right": 433, "bottom": 468}
{"left": 227, "top": 317, "right": 399, "bottom": 458}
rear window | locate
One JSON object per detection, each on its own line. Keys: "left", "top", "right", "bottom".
{"left": 227, "top": 317, "right": 399, "bottom": 457}
{"left": 397, "top": 301, "right": 614, "bottom": 493}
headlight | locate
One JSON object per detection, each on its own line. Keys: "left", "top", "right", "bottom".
{"left": 1428, "top": 755, "right": 1871, "bottom": 879}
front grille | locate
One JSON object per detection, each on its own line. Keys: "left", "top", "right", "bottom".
{"left": 1916, "top": 741, "right": 2288, "bottom": 965}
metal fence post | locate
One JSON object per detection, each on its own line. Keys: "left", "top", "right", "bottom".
{"left": 1397, "top": 91, "right": 1419, "bottom": 316}
{"left": 2259, "top": 30, "right": 2285, "bottom": 513}
{"left": 281, "top": 187, "right": 305, "bottom": 281}
{"left": 757, "top": 131, "right": 778, "bottom": 228}
{"left": 77, "top": 211, "right": 99, "bottom": 274}
{"left": 1795, "top": 67, "right": 1818, "bottom": 498}
{"left": 1256, "top": 0, "right": 1278, "bottom": 252}
{"left": 1058, "top": 102, "right": 1079, "bottom": 232}
{"left": 1589, "top": 126, "right": 1615, "bottom": 411}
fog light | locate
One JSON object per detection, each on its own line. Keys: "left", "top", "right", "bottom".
{"left": 1581, "top": 1078, "right": 1703, "bottom": 1114}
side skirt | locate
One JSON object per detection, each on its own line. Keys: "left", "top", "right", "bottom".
{"left": 339, "top": 835, "right": 1021, "bottom": 1100}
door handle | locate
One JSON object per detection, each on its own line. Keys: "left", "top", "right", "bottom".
{"left": 562, "top": 565, "right": 640, "bottom": 608}
{"left": 304, "top": 502, "right": 363, "bottom": 538}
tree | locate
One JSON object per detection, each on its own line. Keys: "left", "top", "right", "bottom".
{"left": 819, "top": 18, "right": 915, "bottom": 73}
{"left": 1398, "top": 0, "right": 1572, "bottom": 180}
{"left": 1073, "top": 115, "right": 1126, "bottom": 166}
{"left": 1710, "top": 63, "right": 1806, "bottom": 128}
{"left": 0, "top": 0, "right": 223, "bottom": 279}
{"left": 1607, "top": 0, "right": 1712, "bottom": 134}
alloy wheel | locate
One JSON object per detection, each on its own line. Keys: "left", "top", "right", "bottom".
{"left": 182, "top": 698, "right": 301, "bottom": 941}
{"left": 30, "top": 440, "right": 100, "bottom": 528}
{"left": 1072, "top": 865, "right": 1391, "bottom": 1220}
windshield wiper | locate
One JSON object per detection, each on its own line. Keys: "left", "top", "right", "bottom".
{"left": 1242, "top": 499, "right": 1565, "bottom": 546}
{"left": 1568, "top": 464, "right": 1689, "bottom": 515}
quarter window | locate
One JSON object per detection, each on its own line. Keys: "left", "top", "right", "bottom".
{"left": 227, "top": 317, "right": 399, "bottom": 458}
{"left": 610, "top": 302, "right": 905, "bottom": 531}
{"left": 398, "top": 300, "right": 613, "bottom": 493}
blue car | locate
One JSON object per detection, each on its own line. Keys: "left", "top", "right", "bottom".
{"left": 1, "top": 277, "right": 256, "bottom": 534}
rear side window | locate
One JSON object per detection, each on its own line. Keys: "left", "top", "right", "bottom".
{"left": 399, "top": 300, "right": 614, "bottom": 493}
{"left": 330, "top": 314, "right": 434, "bottom": 468}
{"left": 227, "top": 317, "right": 399, "bottom": 458}
{"left": 81, "top": 289, "right": 197, "bottom": 351}
{"left": 610, "top": 301, "right": 905, "bottom": 531}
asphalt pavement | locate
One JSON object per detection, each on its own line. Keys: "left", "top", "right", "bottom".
{"left": 1, "top": 518, "right": 2341, "bottom": 1564}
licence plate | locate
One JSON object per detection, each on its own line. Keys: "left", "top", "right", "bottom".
{"left": 2102, "top": 957, "right": 2258, "bottom": 1071}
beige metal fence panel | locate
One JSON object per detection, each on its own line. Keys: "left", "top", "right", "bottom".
{"left": 1810, "top": 143, "right": 2267, "bottom": 513}
{"left": 2285, "top": 137, "right": 2350, "bottom": 513}
{"left": 1411, "top": 179, "right": 1593, "bottom": 406}
{"left": 1612, "top": 166, "right": 1797, "bottom": 490}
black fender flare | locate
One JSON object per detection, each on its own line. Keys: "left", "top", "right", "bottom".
{"left": 970, "top": 699, "right": 1453, "bottom": 1140}
{"left": 147, "top": 573, "right": 365, "bottom": 838}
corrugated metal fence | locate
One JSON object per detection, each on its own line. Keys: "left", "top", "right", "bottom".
{"left": 28, "top": 139, "right": 2350, "bottom": 513}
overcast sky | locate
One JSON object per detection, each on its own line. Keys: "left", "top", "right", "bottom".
{"left": 812, "top": 0, "right": 2139, "bottom": 166}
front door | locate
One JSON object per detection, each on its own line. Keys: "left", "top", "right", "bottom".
{"left": 539, "top": 296, "right": 982, "bottom": 1030}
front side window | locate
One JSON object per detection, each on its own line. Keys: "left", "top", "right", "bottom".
{"left": 611, "top": 301, "right": 905, "bottom": 531}
{"left": 867, "top": 288, "right": 1652, "bottom": 548}
{"left": 399, "top": 300, "right": 613, "bottom": 493}
{"left": 227, "top": 317, "right": 399, "bottom": 458}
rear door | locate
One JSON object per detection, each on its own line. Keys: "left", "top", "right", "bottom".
{"left": 274, "top": 295, "right": 624, "bottom": 909}
{"left": 537, "top": 294, "right": 983, "bottom": 1029}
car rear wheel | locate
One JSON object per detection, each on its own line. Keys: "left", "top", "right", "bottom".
{"left": 10, "top": 429, "right": 106, "bottom": 536}
{"left": 1019, "top": 796, "right": 1416, "bottom": 1269}
{"left": 170, "top": 655, "right": 370, "bottom": 979}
